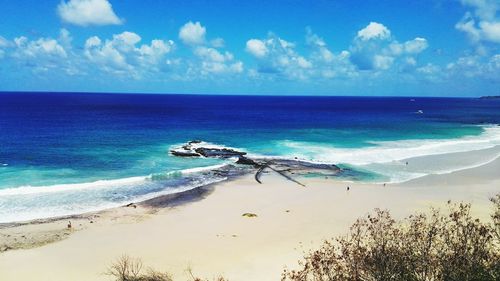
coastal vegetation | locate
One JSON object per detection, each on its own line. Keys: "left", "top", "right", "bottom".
{"left": 282, "top": 194, "right": 500, "bottom": 281}
{"left": 107, "top": 194, "right": 500, "bottom": 281}
{"left": 106, "top": 255, "right": 227, "bottom": 281}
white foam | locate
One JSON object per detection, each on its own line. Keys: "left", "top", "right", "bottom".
{"left": 0, "top": 176, "right": 227, "bottom": 223}
{"left": 278, "top": 125, "right": 500, "bottom": 166}
{"left": 170, "top": 141, "right": 244, "bottom": 153}
{"left": 0, "top": 163, "right": 230, "bottom": 197}
{"left": 180, "top": 163, "right": 230, "bottom": 174}
{"left": 0, "top": 176, "right": 148, "bottom": 196}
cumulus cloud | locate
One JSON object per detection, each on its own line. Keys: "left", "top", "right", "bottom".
{"left": 4, "top": 31, "right": 85, "bottom": 75}
{"left": 305, "top": 29, "right": 357, "bottom": 79}
{"left": 84, "top": 31, "right": 174, "bottom": 76}
{"left": 446, "top": 54, "right": 500, "bottom": 81}
{"left": 210, "top": 38, "right": 225, "bottom": 48}
{"left": 0, "top": 36, "right": 8, "bottom": 47}
{"left": 357, "top": 22, "right": 391, "bottom": 41}
{"left": 7, "top": 20, "right": 498, "bottom": 92}
{"left": 13, "top": 36, "right": 67, "bottom": 58}
{"left": 57, "top": 0, "right": 123, "bottom": 26}
{"left": 246, "top": 39, "right": 268, "bottom": 57}
{"left": 177, "top": 22, "right": 243, "bottom": 77}
{"left": 350, "top": 22, "right": 428, "bottom": 71}
{"left": 245, "top": 34, "right": 315, "bottom": 80}
{"left": 193, "top": 46, "right": 243, "bottom": 74}
{"left": 179, "top": 21, "right": 206, "bottom": 45}
{"left": 0, "top": 36, "right": 9, "bottom": 59}
{"left": 456, "top": 0, "right": 500, "bottom": 44}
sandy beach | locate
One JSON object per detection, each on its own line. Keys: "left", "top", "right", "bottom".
{"left": 0, "top": 148, "right": 499, "bottom": 281}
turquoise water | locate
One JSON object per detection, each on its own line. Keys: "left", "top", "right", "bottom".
{"left": 0, "top": 93, "right": 499, "bottom": 222}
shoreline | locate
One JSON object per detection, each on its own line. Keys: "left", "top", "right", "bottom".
{"left": 1, "top": 125, "right": 499, "bottom": 223}
{"left": 1, "top": 146, "right": 499, "bottom": 252}
{"left": 0, "top": 147, "right": 499, "bottom": 280}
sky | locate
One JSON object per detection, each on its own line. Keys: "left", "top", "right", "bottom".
{"left": 0, "top": 0, "right": 499, "bottom": 96}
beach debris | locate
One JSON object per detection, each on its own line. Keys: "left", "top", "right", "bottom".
{"left": 67, "top": 221, "right": 72, "bottom": 229}
{"left": 125, "top": 203, "right": 137, "bottom": 208}
{"left": 242, "top": 213, "right": 258, "bottom": 218}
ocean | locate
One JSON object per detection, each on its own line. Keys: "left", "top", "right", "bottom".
{"left": 1, "top": 92, "right": 499, "bottom": 222}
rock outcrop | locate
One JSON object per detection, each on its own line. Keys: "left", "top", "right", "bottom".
{"left": 170, "top": 140, "right": 342, "bottom": 187}
{"left": 170, "top": 141, "right": 246, "bottom": 158}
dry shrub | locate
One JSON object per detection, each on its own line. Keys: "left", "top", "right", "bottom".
{"left": 106, "top": 255, "right": 173, "bottom": 281}
{"left": 283, "top": 197, "right": 500, "bottom": 281}
{"left": 107, "top": 257, "right": 227, "bottom": 281}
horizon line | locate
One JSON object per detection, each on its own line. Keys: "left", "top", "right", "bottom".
{"left": 0, "top": 90, "right": 483, "bottom": 99}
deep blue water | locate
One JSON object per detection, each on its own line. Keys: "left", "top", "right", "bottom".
{"left": 0, "top": 92, "right": 499, "bottom": 222}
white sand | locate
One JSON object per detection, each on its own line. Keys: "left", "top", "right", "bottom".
{"left": 0, "top": 152, "right": 499, "bottom": 281}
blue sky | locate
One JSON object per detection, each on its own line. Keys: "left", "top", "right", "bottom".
{"left": 0, "top": 0, "right": 499, "bottom": 96}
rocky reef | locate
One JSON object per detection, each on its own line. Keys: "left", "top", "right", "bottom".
{"left": 170, "top": 141, "right": 341, "bottom": 186}
{"left": 170, "top": 140, "right": 247, "bottom": 158}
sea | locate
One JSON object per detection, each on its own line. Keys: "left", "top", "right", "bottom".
{"left": 1, "top": 92, "right": 499, "bottom": 223}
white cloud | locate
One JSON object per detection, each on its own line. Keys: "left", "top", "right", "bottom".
{"left": 445, "top": 54, "right": 500, "bottom": 81}
{"left": 306, "top": 29, "right": 337, "bottom": 64}
{"left": 480, "top": 21, "right": 500, "bottom": 43}
{"left": 246, "top": 39, "right": 268, "bottom": 57}
{"left": 84, "top": 31, "right": 174, "bottom": 76}
{"left": 5, "top": 33, "right": 81, "bottom": 75}
{"left": 179, "top": 21, "right": 206, "bottom": 45}
{"left": 403, "top": 37, "right": 429, "bottom": 54}
{"left": 456, "top": 1, "right": 500, "bottom": 44}
{"left": 246, "top": 30, "right": 357, "bottom": 81}
{"left": 195, "top": 46, "right": 231, "bottom": 62}
{"left": 0, "top": 36, "right": 9, "bottom": 48}
{"left": 461, "top": 0, "right": 499, "bottom": 21}
{"left": 58, "top": 28, "right": 73, "bottom": 49}
{"left": 297, "top": 56, "right": 312, "bottom": 68}
{"left": 84, "top": 36, "right": 130, "bottom": 73}
{"left": 85, "top": 36, "right": 101, "bottom": 48}
{"left": 210, "top": 38, "right": 225, "bottom": 48}
{"left": 58, "top": 0, "right": 122, "bottom": 26}
{"left": 373, "top": 55, "right": 394, "bottom": 70}
{"left": 0, "top": 36, "right": 8, "bottom": 59}
{"left": 357, "top": 22, "right": 391, "bottom": 41}
{"left": 417, "top": 63, "right": 441, "bottom": 75}
{"left": 178, "top": 22, "right": 243, "bottom": 77}
{"left": 192, "top": 46, "right": 243, "bottom": 75}
{"left": 245, "top": 34, "right": 327, "bottom": 80}
{"left": 113, "top": 31, "right": 141, "bottom": 46}
{"left": 351, "top": 23, "right": 428, "bottom": 71}
{"left": 14, "top": 36, "right": 67, "bottom": 58}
